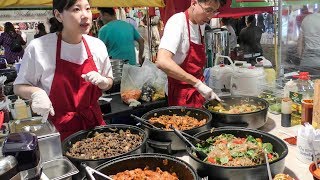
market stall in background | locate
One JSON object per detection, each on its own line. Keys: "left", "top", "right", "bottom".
{"left": 0, "top": 0, "right": 320, "bottom": 179}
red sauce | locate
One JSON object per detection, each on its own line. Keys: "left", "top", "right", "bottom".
{"left": 302, "top": 99, "right": 313, "bottom": 125}
{"left": 283, "top": 136, "right": 297, "bottom": 145}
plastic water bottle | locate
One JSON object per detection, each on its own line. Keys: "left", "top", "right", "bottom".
{"left": 290, "top": 72, "right": 313, "bottom": 126}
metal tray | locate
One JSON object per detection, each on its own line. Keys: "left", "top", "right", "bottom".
{"left": 41, "top": 157, "right": 79, "bottom": 180}
{"left": 9, "top": 117, "right": 57, "bottom": 138}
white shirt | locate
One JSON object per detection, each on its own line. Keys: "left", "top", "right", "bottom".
{"left": 301, "top": 13, "right": 320, "bottom": 50}
{"left": 159, "top": 12, "right": 205, "bottom": 65}
{"left": 14, "top": 33, "right": 113, "bottom": 95}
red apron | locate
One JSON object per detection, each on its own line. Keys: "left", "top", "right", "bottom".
{"left": 49, "top": 34, "right": 105, "bottom": 140}
{"left": 167, "top": 11, "right": 206, "bottom": 108}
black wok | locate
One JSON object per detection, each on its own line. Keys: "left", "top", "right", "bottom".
{"left": 85, "top": 153, "right": 199, "bottom": 180}
{"left": 141, "top": 106, "right": 212, "bottom": 153}
{"left": 204, "top": 96, "right": 269, "bottom": 129}
{"left": 62, "top": 124, "right": 148, "bottom": 179}
{"left": 187, "top": 127, "right": 288, "bottom": 180}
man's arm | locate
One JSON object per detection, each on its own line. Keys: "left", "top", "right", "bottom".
{"left": 155, "top": 48, "right": 198, "bottom": 86}
{"left": 137, "top": 37, "right": 144, "bottom": 65}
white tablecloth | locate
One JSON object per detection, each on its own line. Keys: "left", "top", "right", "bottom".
{"left": 175, "top": 112, "right": 313, "bottom": 180}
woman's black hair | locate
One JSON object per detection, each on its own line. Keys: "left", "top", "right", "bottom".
{"left": 51, "top": 0, "right": 78, "bottom": 32}
{"left": 4, "top": 22, "right": 15, "bottom": 33}
{"left": 37, "top": 23, "right": 47, "bottom": 33}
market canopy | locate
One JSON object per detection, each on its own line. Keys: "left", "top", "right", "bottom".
{"left": 213, "top": 0, "right": 273, "bottom": 18}
{"left": 0, "top": 0, "right": 165, "bottom": 8}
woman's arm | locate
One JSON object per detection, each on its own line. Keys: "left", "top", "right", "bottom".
{"left": 13, "top": 84, "right": 43, "bottom": 99}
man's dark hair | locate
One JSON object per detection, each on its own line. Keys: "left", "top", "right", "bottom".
{"left": 221, "top": 18, "right": 230, "bottom": 25}
{"left": 198, "top": 0, "right": 227, "bottom": 6}
{"left": 98, "top": 7, "right": 115, "bottom": 16}
{"left": 246, "top": 15, "right": 256, "bottom": 24}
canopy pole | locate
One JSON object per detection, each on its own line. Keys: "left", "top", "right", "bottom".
{"left": 146, "top": 7, "right": 152, "bottom": 61}
{"left": 276, "top": 0, "right": 283, "bottom": 77}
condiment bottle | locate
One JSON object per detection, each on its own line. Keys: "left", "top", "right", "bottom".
{"left": 289, "top": 72, "right": 313, "bottom": 126}
{"left": 301, "top": 99, "right": 313, "bottom": 125}
{"left": 281, "top": 97, "right": 292, "bottom": 127}
{"left": 284, "top": 79, "right": 297, "bottom": 98}
{"left": 14, "top": 97, "right": 28, "bottom": 120}
{"left": 312, "top": 80, "right": 320, "bottom": 129}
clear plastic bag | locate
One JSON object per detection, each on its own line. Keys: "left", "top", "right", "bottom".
{"left": 120, "top": 64, "right": 144, "bottom": 104}
{"left": 141, "top": 60, "right": 166, "bottom": 102}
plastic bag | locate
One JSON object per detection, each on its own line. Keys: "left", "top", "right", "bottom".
{"left": 120, "top": 64, "right": 144, "bottom": 104}
{"left": 140, "top": 60, "right": 166, "bottom": 102}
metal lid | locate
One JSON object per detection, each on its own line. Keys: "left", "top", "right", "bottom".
{"left": 2, "top": 132, "right": 38, "bottom": 153}
{"left": 0, "top": 155, "right": 18, "bottom": 175}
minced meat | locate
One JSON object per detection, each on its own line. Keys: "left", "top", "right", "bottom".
{"left": 66, "top": 129, "right": 143, "bottom": 159}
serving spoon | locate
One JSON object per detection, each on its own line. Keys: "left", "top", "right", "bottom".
{"left": 170, "top": 125, "right": 207, "bottom": 160}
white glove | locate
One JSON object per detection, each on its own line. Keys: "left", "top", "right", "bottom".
{"left": 81, "top": 71, "right": 111, "bottom": 89}
{"left": 31, "top": 89, "right": 55, "bottom": 116}
{"left": 194, "top": 80, "right": 221, "bottom": 101}
{"left": 128, "top": 99, "right": 141, "bottom": 107}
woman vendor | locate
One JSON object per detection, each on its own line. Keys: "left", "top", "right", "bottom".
{"left": 13, "top": 0, "right": 113, "bottom": 140}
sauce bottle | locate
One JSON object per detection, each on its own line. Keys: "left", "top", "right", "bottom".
{"left": 14, "top": 97, "right": 28, "bottom": 120}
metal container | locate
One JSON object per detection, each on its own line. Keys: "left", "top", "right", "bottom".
{"left": 204, "top": 96, "right": 269, "bottom": 129}
{"left": 110, "top": 59, "right": 128, "bottom": 83}
{"left": 41, "top": 156, "right": 79, "bottom": 180}
{"left": 205, "top": 28, "right": 230, "bottom": 67}
{"left": 2, "top": 132, "right": 42, "bottom": 180}
{"left": 9, "top": 117, "right": 62, "bottom": 163}
{"left": 141, "top": 106, "right": 212, "bottom": 153}
{"left": 0, "top": 155, "right": 20, "bottom": 180}
{"left": 87, "top": 153, "right": 199, "bottom": 180}
{"left": 187, "top": 127, "right": 288, "bottom": 180}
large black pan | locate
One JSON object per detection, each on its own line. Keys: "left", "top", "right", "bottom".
{"left": 187, "top": 127, "right": 288, "bottom": 180}
{"left": 62, "top": 124, "right": 148, "bottom": 179}
{"left": 141, "top": 106, "right": 212, "bottom": 153}
{"left": 204, "top": 96, "right": 269, "bottom": 129}
{"left": 85, "top": 153, "right": 199, "bottom": 180}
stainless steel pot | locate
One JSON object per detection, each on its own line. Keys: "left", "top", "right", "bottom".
{"left": 110, "top": 59, "right": 128, "bottom": 84}
{"left": 141, "top": 106, "right": 212, "bottom": 153}
{"left": 0, "top": 155, "right": 20, "bottom": 180}
{"left": 187, "top": 127, "right": 288, "bottom": 180}
{"left": 204, "top": 96, "right": 269, "bottom": 129}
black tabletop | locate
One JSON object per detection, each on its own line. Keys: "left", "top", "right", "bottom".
{"left": 101, "top": 93, "right": 167, "bottom": 123}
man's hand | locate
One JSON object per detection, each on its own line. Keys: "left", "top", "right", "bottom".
{"left": 194, "top": 80, "right": 221, "bottom": 101}
{"left": 31, "top": 89, "right": 55, "bottom": 116}
{"left": 81, "top": 71, "right": 111, "bottom": 89}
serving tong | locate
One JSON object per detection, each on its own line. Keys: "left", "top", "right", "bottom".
{"left": 170, "top": 125, "right": 207, "bottom": 160}
{"left": 82, "top": 163, "right": 113, "bottom": 180}
{"left": 264, "top": 151, "right": 272, "bottom": 180}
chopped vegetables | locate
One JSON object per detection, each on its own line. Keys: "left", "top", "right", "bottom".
{"left": 208, "top": 103, "right": 264, "bottom": 114}
{"left": 196, "top": 134, "right": 279, "bottom": 166}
